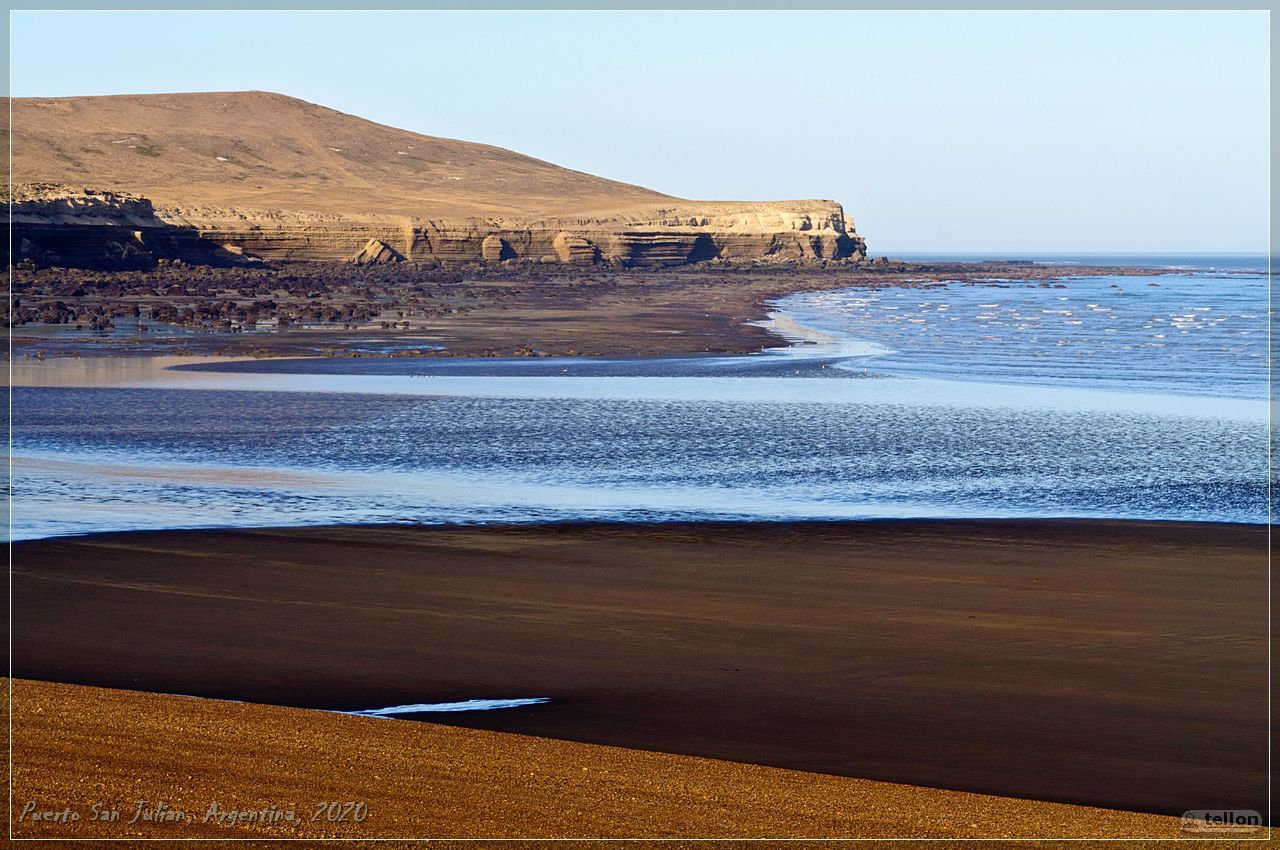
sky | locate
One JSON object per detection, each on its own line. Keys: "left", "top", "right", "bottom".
{"left": 10, "top": 10, "right": 1270, "bottom": 253}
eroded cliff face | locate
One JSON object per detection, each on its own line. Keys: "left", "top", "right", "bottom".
{"left": 152, "top": 198, "right": 867, "bottom": 266}
{"left": 8, "top": 185, "right": 866, "bottom": 270}
{"left": 8, "top": 184, "right": 241, "bottom": 269}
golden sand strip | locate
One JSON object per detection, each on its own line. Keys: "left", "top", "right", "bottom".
{"left": 8, "top": 678, "right": 1227, "bottom": 845}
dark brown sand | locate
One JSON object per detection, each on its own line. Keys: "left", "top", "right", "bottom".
{"left": 10, "top": 678, "right": 1212, "bottom": 842}
{"left": 11, "top": 520, "right": 1269, "bottom": 820}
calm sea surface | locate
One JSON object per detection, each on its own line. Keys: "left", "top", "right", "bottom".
{"left": 10, "top": 259, "right": 1270, "bottom": 539}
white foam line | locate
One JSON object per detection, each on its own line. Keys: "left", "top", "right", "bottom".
{"left": 752, "top": 311, "right": 895, "bottom": 360}
{"left": 346, "top": 697, "right": 551, "bottom": 717}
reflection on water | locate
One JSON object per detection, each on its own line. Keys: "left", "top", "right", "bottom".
{"left": 10, "top": 272, "right": 1269, "bottom": 539}
{"left": 9, "top": 355, "right": 262, "bottom": 388}
{"left": 10, "top": 383, "right": 1266, "bottom": 538}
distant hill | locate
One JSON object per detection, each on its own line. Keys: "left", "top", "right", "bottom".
{"left": 6, "top": 91, "right": 864, "bottom": 267}
{"left": 9, "top": 90, "right": 671, "bottom": 218}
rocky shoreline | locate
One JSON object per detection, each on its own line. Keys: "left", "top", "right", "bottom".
{"left": 9, "top": 260, "right": 1179, "bottom": 361}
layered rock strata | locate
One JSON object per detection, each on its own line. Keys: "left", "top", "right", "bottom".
{"left": 9, "top": 186, "right": 865, "bottom": 270}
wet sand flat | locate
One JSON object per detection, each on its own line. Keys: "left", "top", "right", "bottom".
{"left": 11, "top": 520, "right": 1268, "bottom": 818}
{"left": 9, "top": 677, "right": 1211, "bottom": 842}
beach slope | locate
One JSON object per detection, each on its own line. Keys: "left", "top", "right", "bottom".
{"left": 11, "top": 520, "right": 1268, "bottom": 818}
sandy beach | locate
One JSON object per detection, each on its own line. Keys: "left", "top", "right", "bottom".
{"left": 12, "top": 519, "right": 1268, "bottom": 823}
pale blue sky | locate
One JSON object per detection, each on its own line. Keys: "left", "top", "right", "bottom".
{"left": 10, "top": 10, "right": 1270, "bottom": 252}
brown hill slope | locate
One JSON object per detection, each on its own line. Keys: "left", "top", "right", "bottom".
{"left": 6, "top": 91, "right": 865, "bottom": 267}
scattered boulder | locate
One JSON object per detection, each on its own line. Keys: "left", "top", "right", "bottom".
{"left": 350, "top": 239, "right": 404, "bottom": 266}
